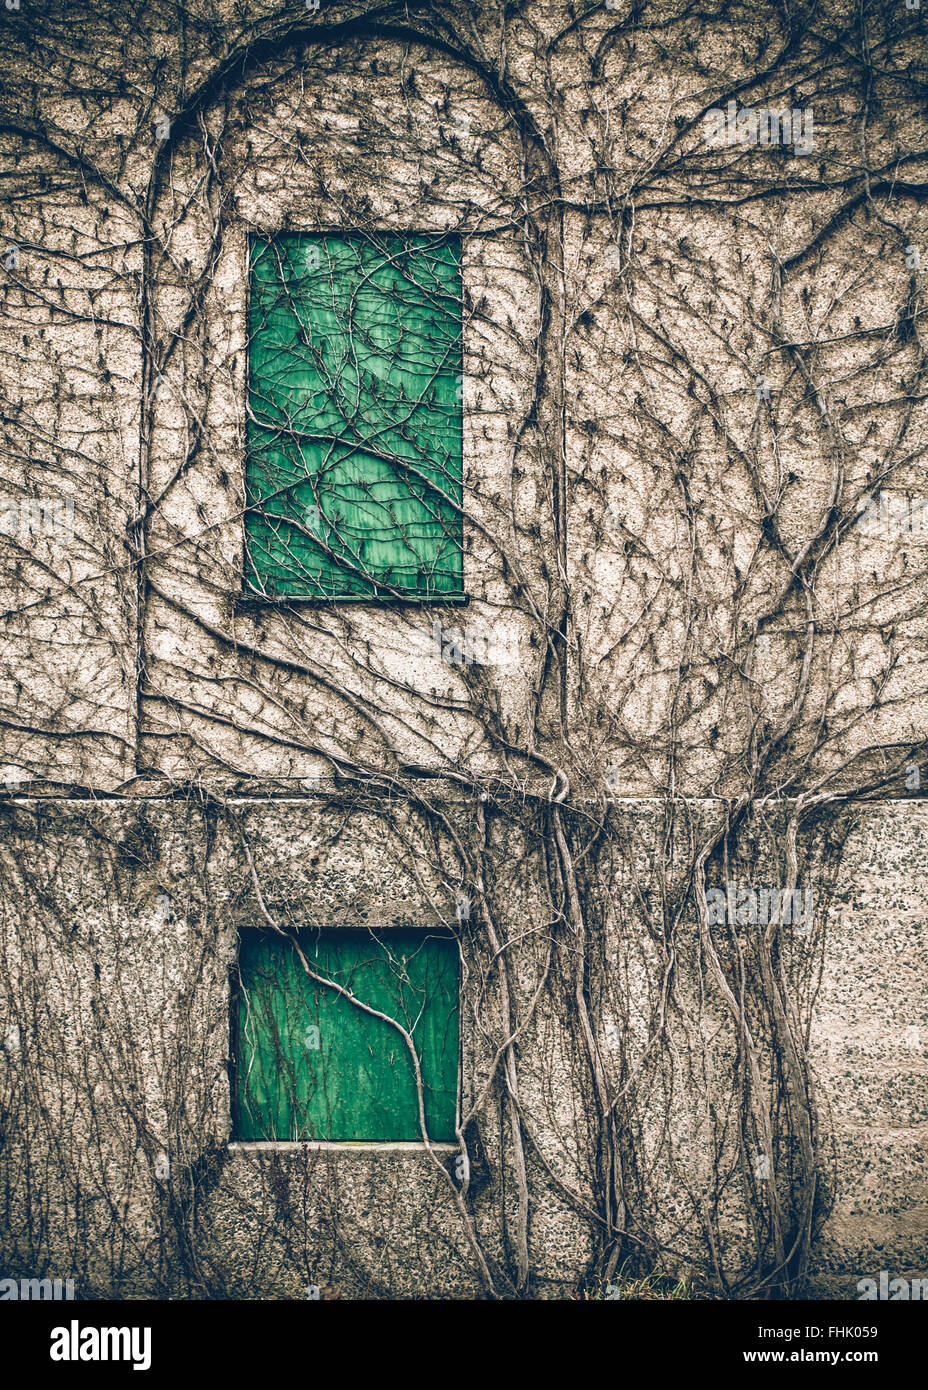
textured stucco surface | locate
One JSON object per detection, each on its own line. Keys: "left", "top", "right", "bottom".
{"left": 806, "top": 804, "right": 928, "bottom": 1296}
{"left": 0, "top": 794, "right": 924, "bottom": 1298}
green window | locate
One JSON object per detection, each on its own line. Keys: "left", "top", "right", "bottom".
{"left": 234, "top": 930, "right": 460, "bottom": 1143}
{"left": 245, "top": 233, "right": 463, "bottom": 599}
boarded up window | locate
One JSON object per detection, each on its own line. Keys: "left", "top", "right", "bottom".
{"left": 245, "top": 234, "right": 463, "bottom": 599}
{"left": 234, "top": 930, "right": 460, "bottom": 1142}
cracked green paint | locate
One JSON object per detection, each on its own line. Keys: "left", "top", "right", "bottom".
{"left": 235, "top": 931, "right": 460, "bottom": 1142}
{"left": 245, "top": 234, "right": 463, "bottom": 599}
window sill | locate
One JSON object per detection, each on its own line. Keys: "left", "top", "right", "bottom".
{"left": 235, "top": 592, "right": 469, "bottom": 610}
{"left": 228, "top": 1141, "right": 457, "bottom": 1154}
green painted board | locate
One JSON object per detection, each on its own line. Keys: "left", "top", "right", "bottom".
{"left": 245, "top": 234, "right": 463, "bottom": 599}
{"left": 234, "top": 930, "right": 460, "bottom": 1142}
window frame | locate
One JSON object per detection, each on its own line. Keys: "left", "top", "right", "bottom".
{"left": 228, "top": 924, "right": 463, "bottom": 1147}
{"left": 240, "top": 229, "right": 467, "bottom": 607}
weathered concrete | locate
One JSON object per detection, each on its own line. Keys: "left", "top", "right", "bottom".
{"left": 0, "top": 796, "right": 924, "bottom": 1298}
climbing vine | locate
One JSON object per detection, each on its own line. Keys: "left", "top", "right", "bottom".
{"left": 1, "top": 0, "right": 926, "bottom": 1299}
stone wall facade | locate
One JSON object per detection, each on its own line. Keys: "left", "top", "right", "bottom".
{"left": 1, "top": 1, "right": 927, "bottom": 1299}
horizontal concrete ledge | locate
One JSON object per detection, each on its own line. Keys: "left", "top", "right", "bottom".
{"left": 4, "top": 793, "right": 928, "bottom": 808}
{"left": 227, "top": 1141, "right": 458, "bottom": 1154}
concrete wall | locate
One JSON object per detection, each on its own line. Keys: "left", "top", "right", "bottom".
{"left": 2, "top": 3, "right": 927, "bottom": 1301}
{"left": 1, "top": 795, "right": 924, "bottom": 1298}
